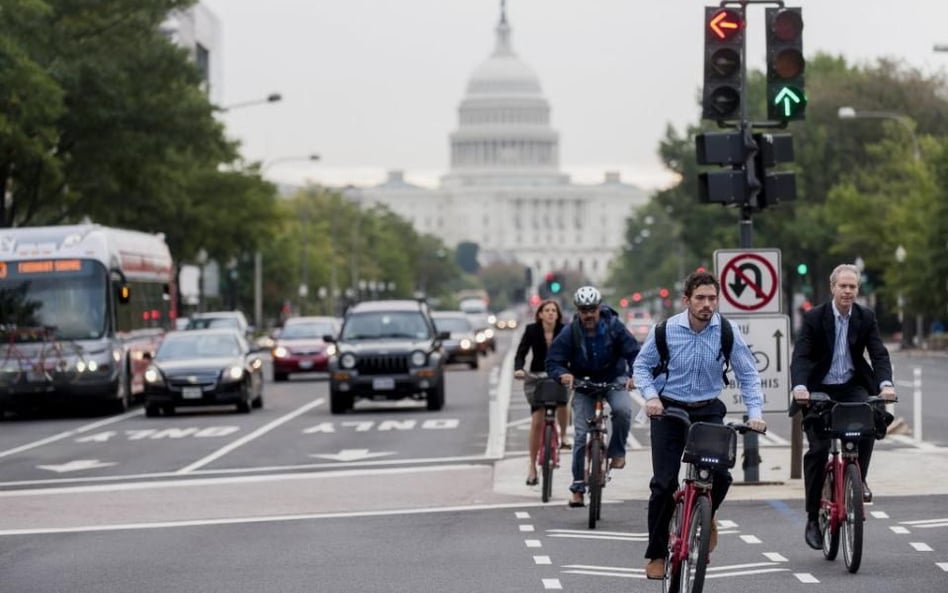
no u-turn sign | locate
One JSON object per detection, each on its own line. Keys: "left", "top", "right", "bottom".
{"left": 714, "top": 249, "right": 783, "bottom": 314}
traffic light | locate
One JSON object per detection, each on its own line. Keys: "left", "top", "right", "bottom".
{"left": 619, "top": 298, "right": 629, "bottom": 308}
{"left": 696, "top": 129, "right": 754, "bottom": 205}
{"left": 658, "top": 287, "right": 670, "bottom": 299}
{"left": 702, "top": 6, "right": 744, "bottom": 121}
{"left": 750, "top": 132, "right": 796, "bottom": 209}
{"left": 544, "top": 272, "right": 563, "bottom": 295}
{"left": 765, "top": 7, "right": 806, "bottom": 121}
{"left": 796, "top": 263, "right": 808, "bottom": 275}
{"left": 632, "top": 292, "right": 642, "bottom": 302}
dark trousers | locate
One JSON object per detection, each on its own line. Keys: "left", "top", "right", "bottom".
{"left": 803, "top": 382, "right": 873, "bottom": 516}
{"left": 645, "top": 398, "right": 730, "bottom": 560}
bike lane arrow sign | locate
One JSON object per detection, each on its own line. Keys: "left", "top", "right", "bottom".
{"left": 715, "top": 249, "right": 782, "bottom": 314}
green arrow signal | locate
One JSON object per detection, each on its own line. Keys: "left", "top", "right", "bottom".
{"left": 773, "top": 86, "right": 805, "bottom": 117}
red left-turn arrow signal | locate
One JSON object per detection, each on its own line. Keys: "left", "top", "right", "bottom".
{"left": 709, "top": 9, "right": 741, "bottom": 40}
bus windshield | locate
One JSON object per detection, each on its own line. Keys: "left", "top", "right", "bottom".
{"left": 0, "top": 259, "right": 108, "bottom": 342}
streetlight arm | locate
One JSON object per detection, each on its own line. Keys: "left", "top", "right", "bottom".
{"left": 219, "top": 93, "right": 282, "bottom": 113}
{"left": 261, "top": 154, "right": 320, "bottom": 174}
{"left": 837, "top": 106, "right": 920, "bottom": 161}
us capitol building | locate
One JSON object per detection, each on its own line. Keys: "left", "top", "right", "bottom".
{"left": 345, "top": 6, "right": 648, "bottom": 285}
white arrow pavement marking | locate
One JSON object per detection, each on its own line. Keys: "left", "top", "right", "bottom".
{"left": 310, "top": 449, "right": 395, "bottom": 462}
{"left": 37, "top": 459, "right": 117, "bottom": 473}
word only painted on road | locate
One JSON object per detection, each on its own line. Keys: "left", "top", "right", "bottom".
{"left": 302, "top": 418, "right": 460, "bottom": 434}
{"left": 75, "top": 426, "right": 240, "bottom": 442}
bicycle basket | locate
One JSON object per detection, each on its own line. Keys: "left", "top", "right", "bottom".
{"left": 682, "top": 422, "right": 737, "bottom": 469}
{"left": 534, "top": 378, "right": 569, "bottom": 405}
{"left": 829, "top": 402, "right": 875, "bottom": 437}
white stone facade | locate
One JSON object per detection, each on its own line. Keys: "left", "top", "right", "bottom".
{"left": 347, "top": 6, "right": 647, "bottom": 285}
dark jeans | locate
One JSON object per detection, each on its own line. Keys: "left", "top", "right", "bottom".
{"left": 803, "top": 382, "right": 873, "bottom": 516}
{"left": 645, "top": 398, "right": 730, "bottom": 560}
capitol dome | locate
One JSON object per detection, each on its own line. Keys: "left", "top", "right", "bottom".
{"left": 444, "top": 6, "right": 565, "bottom": 187}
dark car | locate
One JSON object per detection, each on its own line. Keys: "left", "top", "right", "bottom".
{"left": 271, "top": 316, "right": 340, "bottom": 381}
{"left": 431, "top": 311, "right": 479, "bottom": 369}
{"left": 465, "top": 312, "right": 497, "bottom": 355}
{"left": 142, "top": 328, "right": 264, "bottom": 416}
{"left": 325, "top": 299, "right": 448, "bottom": 414}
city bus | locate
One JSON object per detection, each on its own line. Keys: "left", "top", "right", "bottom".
{"left": 0, "top": 224, "right": 176, "bottom": 415}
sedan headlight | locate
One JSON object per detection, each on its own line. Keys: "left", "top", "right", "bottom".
{"left": 144, "top": 366, "right": 162, "bottom": 384}
{"left": 339, "top": 353, "right": 357, "bottom": 369}
{"left": 410, "top": 350, "right": 428, "bottom": 367}
{"left": 459, "top": 338, "right": 472, "bottom": 350}
{"left": 224, "top": 365, "right": 244, "bottom": 381}
{"left": 272, "top": 346, "right": 288, "bottom": 358}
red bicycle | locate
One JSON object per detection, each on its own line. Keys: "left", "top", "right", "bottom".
{"left": 661, "top": 407, "right": 764, "bottom": 593}
{"left": 800, "top": 392, "right": 894, "bottom": 573}
{"left": 531, "top": 375, "right": 569, "bottom": 503}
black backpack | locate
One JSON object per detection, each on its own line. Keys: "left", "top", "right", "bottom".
{"left": 650, "top": 315, "right": 734, "bottom": 391}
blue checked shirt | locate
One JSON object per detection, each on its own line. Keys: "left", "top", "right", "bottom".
{"left": 822, "top": 302, "right": 854, "bottom": 385}
{"left": 632, "top": 311, "right": 764, "bottom": 419}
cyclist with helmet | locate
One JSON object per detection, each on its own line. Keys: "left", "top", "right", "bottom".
{"left": 546, "top": 285, "right": 641, "bottom": 507}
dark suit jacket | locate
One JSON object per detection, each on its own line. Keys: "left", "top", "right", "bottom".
{"left": 789, "top": 301, "right": 893, "bottom": 416}
{"left": 514, "top": 321, "right": 565, "bottom": 374}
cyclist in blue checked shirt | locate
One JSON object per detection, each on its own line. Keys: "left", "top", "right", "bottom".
{"left": 632, "top": 270, "right": 766, "bottom": 580}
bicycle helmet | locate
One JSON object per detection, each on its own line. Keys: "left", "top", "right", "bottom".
{"left": 573, "top": 286, "right": 602, "bottom": 308}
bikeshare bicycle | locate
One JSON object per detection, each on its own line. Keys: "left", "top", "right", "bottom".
{"left": 797, "top": 392, "right": 895, "bottom": 573}
{"left": 660, "top": 407, "right": 765, "bottom": 593}
{"left": 530, "top": 375, "right": 570, "bottom": 503}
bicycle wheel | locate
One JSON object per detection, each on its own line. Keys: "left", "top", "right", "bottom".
{"left": 841, "top": 463, "right": 865, "bottom": 573}
{"left": 587, "top": 439, "right": 603, "bottom": 529}
{"left": 664, "top": 498, "right": 686, "bottom": 593}
{"left": 678, "top": 495, "right": 712, "bottom": 593}
{"left": 0, "top": 345, "right": 26, "bottom": 387}
{"left": 820, "top": 464, "right": 840, "bottom": 560}
{"left": 541, "top": 422, "right": 554, "bottom": 503}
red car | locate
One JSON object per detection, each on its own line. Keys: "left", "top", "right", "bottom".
{"left": 271, "top": 316, "right": 340, "bottom": 381}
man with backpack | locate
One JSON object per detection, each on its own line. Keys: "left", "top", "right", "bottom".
{"left": 631, "top": 270, "right": 766, "bottom": 579}
{"left": 546, "top": 285, "right": 640, "bottom": 508}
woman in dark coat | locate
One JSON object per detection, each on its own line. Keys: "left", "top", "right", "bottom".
{"left": 514, "top": 299, "right": 567, "bottom": 485}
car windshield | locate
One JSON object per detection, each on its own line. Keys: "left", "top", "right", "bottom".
{"left": 188, "top": 317, "right": 241, "bottom": 330}
{"left": 341, "top": 311, "right": 430, "bottom": 340}
{"left": 433, "top": 316, "right": 471, "bottom": 333}
{"left": 157, "top": 334, "right": 241, "bottom": 360}
{"left": 280, "top": 322, "right": 334, "bottom": 339}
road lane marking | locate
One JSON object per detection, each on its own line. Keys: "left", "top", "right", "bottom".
{"left": 175, "top": 397, "right": 325, "bottom": 473}
{"left": 519, "top": 524, "right": 535, "bottom": 532}
{"left": 541, "top": 578, "right": 562, "bottom": 590}
{"left": 794, "top": 573, "right": 819, "bottom": 583}
{"left": 910, "top": 542, "right": 933, "bottom": 551}
{"left": 763, "top": 552, "right": 787, "bottom": 561}
{"left": 515, "top": 511, "right": 530, "bottom": 519}
{"left": 891, "top": 526, "right": 911, "bottom": 534}
{"left": 525, "top": 539, "right": 542, "bottom": 548}
{"left": 533, "top": 555, "right": 551, "bottom": 565}
{"left": 740, "top": 534, "right": 762, "bottom": 544}
{"left": 0, "top": 409, "right": 142, "bottom": 459}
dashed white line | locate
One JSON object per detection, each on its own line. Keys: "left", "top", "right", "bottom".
{"left": 525, "top": 539, "right": 542, "bottom": 548}
{"left": 541, "top": 578, "right": 562, "bottom": 590}
{"left": 533, "top": 555, "right": 551, "bottom": 565}
{"left": 717, "top": 519, "right": 738, "bottom": 529}
{"left": 519, "top": 524, "right": 535, "bottom": 532}
{"left": 763, "top": 552, "right": 788, "bottom": 562}
{"left": 794, "top": 573, "right": 819, "bottom": 583}
{"left": 891, "top": 526, "right": 911, "bottom": 534}
{"left": 936, "top": 562, "right": 948, "bottom": 572}
{"left": 910, "top": 542, "right": 933, "bottom": 552}
{"left": 870, "top": 510, "right": 889, "bottom": 519}
{"left": 740, "top": 534, "right": 762, "bottom": 544}
{"left": 515, "top": 511, "right": 530, "bottom": 519}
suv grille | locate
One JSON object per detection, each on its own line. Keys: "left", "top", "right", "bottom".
{"left": 357, "top": 354, "right": 410, "bottom": 375}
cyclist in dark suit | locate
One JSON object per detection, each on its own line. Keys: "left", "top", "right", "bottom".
{"left": 790, "top": 263, "right": 897, "bottom": 550}
{"left": 514, "top": 299, "right": 567, "bottom": 486}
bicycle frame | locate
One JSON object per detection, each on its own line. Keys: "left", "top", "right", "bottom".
{"left": 571, "top": 378, "right": 624, "bottom": 529}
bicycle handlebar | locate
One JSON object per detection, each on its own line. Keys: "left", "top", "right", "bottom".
{"left": 657, "top": 406, "right": 766, "bottom": 434}
{"left": 795, "top": 392, "right": 898, "bottom": 407}
{"left": 571, "top": 378, "right": 627, "bottom": 394}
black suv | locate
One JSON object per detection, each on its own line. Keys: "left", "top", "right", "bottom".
{"left": 324, "top": 300, "right": 448, "bottom": 414}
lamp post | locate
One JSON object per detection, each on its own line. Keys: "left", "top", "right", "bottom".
{"left": 837, "top": 106, "right": 920, "bottom": 162}
{"left": 219, "top": 92, "right": 282, "bottom": 113}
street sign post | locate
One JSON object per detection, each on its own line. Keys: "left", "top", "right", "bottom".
{"left": 715, "top": 248, "right": 783, "bottom": 314}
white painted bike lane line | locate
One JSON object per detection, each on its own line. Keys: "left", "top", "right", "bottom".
{"left": 0, "top": 409, "right": 143, "bottom": 460}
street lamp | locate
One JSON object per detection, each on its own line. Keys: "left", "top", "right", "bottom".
{"left": 219, "top": 92, "right": 282, "bottom": 113}
{"left": 262, "top": 154, "right": 320, "bottom": 175}
{"left": 837, "top": 106, "right": 921, "bottom": 162}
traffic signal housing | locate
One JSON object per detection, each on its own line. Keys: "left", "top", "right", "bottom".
{"left": 751, "top": 132, "right": 796, "bottom": 209}
{"left": 696, "top": 130, "right": 753, "bottom": 205}
{"left": 544, "top": 272, "right": 563, "bottom": 295}
{"left": 702, "top": 7, "right": 744, "bottom": 121}
{"left": 765, "top": 7, "right": 806, "bottom": 121}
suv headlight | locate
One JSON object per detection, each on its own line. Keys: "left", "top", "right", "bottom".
{"left": 410, "top": 350, "right": 428, "bottom": 367}
{"left": 223, "top": 365, "right": 244, "bottom": 381}
{"left": 144, "top": 366, "right": 162, "bottom": 384}
{"left": 340, "top": 353, "right": 357, "bottom": 369}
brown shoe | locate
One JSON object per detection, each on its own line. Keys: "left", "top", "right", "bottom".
{"left": 709, "top": 520, "right": 718, "bottom": 553}
{"left": 645, "top": 558, "right": 665, "bottom": 580}
{"left": 609, "top": 457, "right": 626, "bottom": 470}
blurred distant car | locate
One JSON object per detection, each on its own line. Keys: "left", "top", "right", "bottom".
{"left": 271, "top": 316, "right": 340, "bottom": 381}
{"left": 494, "top": 309, "right": 519, "bottom": 330}
{"left": 174, "top": 317, "right": 189, "bottom": 331}
{"left": 626, "top": 319, "right": 654, "bottom": 343}
{"left": 464, "top": 312, "right": 497, "bottom": 355}
{"left": 431, "top": 311, "right": 479, "bottom": 369}
{"left": 142, "top": 328, "right": 264, "bottom": 417}
{"left": 186, "top": 311, "right": 252, "bottom": 340}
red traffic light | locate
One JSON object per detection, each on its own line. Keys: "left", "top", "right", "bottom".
{"left": 708, "top": 8, "right": 742, "bottom": 40}
{"left": 544, "top": 272, "right": 554, "bottom": 282}
{"left": 696, "top": 266, "right": 707, "bottom": 273}
{"left": 619, "top": 298, "right": 629, "bottom": 308}
{"left": 658, "top": 288, "right": 670, "bottom": 299}
{"left": 771, "top": 8, "right": 803, "bottom": 41}
{"left": 632, "top": 292, "right": 642, "bottom": 302}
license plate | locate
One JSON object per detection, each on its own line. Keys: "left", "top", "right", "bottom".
{"left": 372, "top": 377, "right": 395, "bottom": 391}
{"left": 182, "top": 386, "right": 202, "bottom": 399}
{"left": 298, "top": 359, "right": 314, "bottom": 370}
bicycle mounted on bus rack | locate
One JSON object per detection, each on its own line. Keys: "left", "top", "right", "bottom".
{"left": 796, "top": 391, "right": 896, "bottom": 574}
{"left": 531, "top": 375, "right": 570, "bottom": 503}
{"left": 0, "top": 325, "right": 93, "bottom": 389}
{"left": 572, "top": 377, "right": 627, "bottom": 529}
{"left": 660, "top": 406, "right": 765, "bottom": 593}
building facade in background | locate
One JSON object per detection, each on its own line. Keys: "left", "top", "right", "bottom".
{"left": 347, "top": 6, "right": 648, "bottom": 285}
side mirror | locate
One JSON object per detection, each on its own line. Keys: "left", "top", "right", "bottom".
{"left": 437, "top": 330, "right": 450, "bottom": 341}
{"left": 322, "top": 334, "right": 336, "bottom": 343}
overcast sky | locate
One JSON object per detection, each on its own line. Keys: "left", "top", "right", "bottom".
{"left": 202, "top": 0, "right": 948, "bottom": 191}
